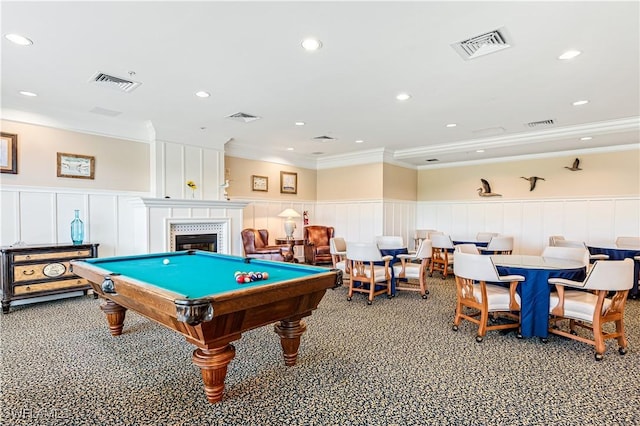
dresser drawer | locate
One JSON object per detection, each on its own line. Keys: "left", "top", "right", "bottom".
{"left": 14, "top": 249, "right": 92, "bottom": 262}
{"left": 13, "top": 261, "right": 75, "bottom": 282}
{"left": 13, "top": 278, "right": 90, "bottom": 295}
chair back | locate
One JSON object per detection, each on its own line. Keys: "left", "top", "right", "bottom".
{"left": 486, "top": 236, "right": 514, "bottom": 252}
{"left": 455, "top": 244, "right": 479, "bottom": 254}
{"left": 375, "top": 235, "right": 404, "bottom": 249}
{"left": 330, "top": 237, "right": 346, "bottom": 254}
{"left": 453, "top": 251, "right": 501, "bottom": 282}
{"left": 428, "top": 231, "right": 443, "bottom": 240}
{"left": 616, "top": 236, "right": 640, "bottom": 248}
{"left": 431, "top": 233, "right": 454, "bottom": 249}
{"left": 476, "top": 232, "right": 499, "bottom": 242}
{"left": 548, "top": 235, "right": 565, "bottom": 246}
{"left": 582, "top": 258, "right": 634, "bottom": 291}
{"left": 415, "top": 239, "right": 433, "bottom": 259}
{"left": 554, "top": 239, "right": 586, "bottom": 249}
{"left": 304, "top": 226, "right": 334, "bottom": 246}
{"left": 542, "top": 246, "right": 589, "bottom": 267}
{"left": 241, "top": 228, "right": 269, "bottom": 251}
{"left": 346, "top": 242, "right": 383, "bottom": 262}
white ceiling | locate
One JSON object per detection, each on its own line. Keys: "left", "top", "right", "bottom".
{"left": 2, "top": 1, "right": 639, "bottom": 169}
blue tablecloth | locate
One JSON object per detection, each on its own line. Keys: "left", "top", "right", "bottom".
{"left": 496, "top": 265, "right": 586, "bottom": 338}
{"left": 588, "top": 246, "right": 640, "bottom": 298}
{"left": 453, "top": 240, "right": 489, "bottom": 248}
{"left": 379, "top": 247, "right": 409, "bottom": 295}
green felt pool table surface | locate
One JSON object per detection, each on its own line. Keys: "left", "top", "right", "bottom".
{"left": 80, "top": 250, "right": 330, "bottom": 299}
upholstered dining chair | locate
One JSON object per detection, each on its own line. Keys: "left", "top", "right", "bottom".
{"left": 346, "top": 242, "right": 392, "bottom": 305}
{"left": 329, "top": 237, "right": 349, "bottom": 276}
{"left": 452, "top": 249, "right": 524, "bottom": 342}
{"left": 414, "top": 229, "right": 436, "bottom": 251}
{"left": 479, "top": 236, "right": 514, "bottom": 255}
{"left": 303, "top": 225, "right": 334, "bottom": 265}
{"left": 548, "top": 235, "right": 565, "bottom": 246}
{"left": 542, "top": 246, "right": 590, "bottom": 268}
{"left": 456, "top": 244, "right": 479, "bottom": 254}
{"left": 548, "top": 258, "right": 634, "bottom": 360}
{"left": 553, "top": 239, "right": 609, "bottom": 262}
{"left": 241, "top": 228, "right": 289, "bottom": 261}
{"left": 430, "top": 233, "right": 455, "bottom": 279}
{"left": 616, "top": 236, "right": 640, "bottom": 248}
{"left": 393, "top": 239, "right": 432, "bottom": 299}
{"left": 375, "top": 235, "right": 404, "bottom": 250}
{"left": 476, "top": 232, "right": 499, "bottom": 243}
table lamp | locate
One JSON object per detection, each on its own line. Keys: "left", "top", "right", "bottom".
{"left": 278, "top": 208, "right": 301, "bottom": 239}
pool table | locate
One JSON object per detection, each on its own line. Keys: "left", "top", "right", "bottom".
{"left": 70, "top": 250, "right": 342, "bottom": 403}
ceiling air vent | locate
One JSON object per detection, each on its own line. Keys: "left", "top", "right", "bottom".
{"left": 226, "top": 112, "right": 261, "bottom": 123}
{"left": 451, "top": 27, "right": 512, "bottom": 60}
{"left": 527, "top": 119, "right": 555, "bottom": 128}
{"left": 312, "top": 136, "right": 336, "bottom": 142}
{"left": 89, "top": 72, "right": 141, "bottom": 93}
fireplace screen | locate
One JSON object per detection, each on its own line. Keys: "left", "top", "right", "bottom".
{"left": 175, "top": 234, "right": 217, "bottom": 252}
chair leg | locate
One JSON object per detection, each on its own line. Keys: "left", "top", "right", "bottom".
{"left": 615, "top": 318, "right": 628, "bottom": 354}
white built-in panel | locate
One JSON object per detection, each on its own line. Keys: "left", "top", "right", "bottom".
{"left": 614, "top": 199, "right": 640, "bottom": 239}
{"left": 502, "top": 202, "right": 523, "bottom": 252}
{"left": 0, "top": 190, "right": 19, "bottom": 246}
{"left": 435, "top": 204, "right": 453, "bottom": 234}
{"left": 484, "top": 203, "right": 504, "bottom": 235}
{"left": 118, "top": 196, "right": 139, "bottom": 256}
{"left": 203, "top": 149, "right": 222, "bottom": 200}
{"left": 20, "top": 192, "right": 56, "bottom": 244}
{"left": 563, "top": 200, "right": 589, "bottom": 241}
{"left": 149, "top": 207, "right": 171, "bottom": 252}
{"left": 541, "top": 201, "right": 564, "bottom": 245}
{"left": 56, "top": 193, "right": 87, "bottom": 244}
{"left": 465, "top": 204, "right": 485, "bottom": 238}
{"left": 519, "top": 201, "right": 544, "bottom": 254}
{"left": 164, "top": 143, "right": 184, "bottom": 199}
{"left": 88, "top": 194, "right": 118, "bottom": 257}
{"left": 184, "top": 145, "right": 202, "bottom": 199}
{"left": 587, "top": 200, "right": 615, "bottom": 245}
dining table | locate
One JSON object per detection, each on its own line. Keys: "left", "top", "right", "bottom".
{"left": 492, "top": 255, "right": 586, "bottom": 339}
{"left": 587, "top": 245, "right": 640, "bottom": 298}
{"left": 453, "top": 240, "right": 490, "bottom": 248}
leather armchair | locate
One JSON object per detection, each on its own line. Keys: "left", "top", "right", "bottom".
{"left": 303, "top": 226, "right": 334, "bottom": 265}
{"left": 241, "top": 228, "right": 288, "bottom": 261}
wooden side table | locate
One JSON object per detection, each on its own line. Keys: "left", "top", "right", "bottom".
{"left": 275, "top": 238, "right": 305, "bottom": 263}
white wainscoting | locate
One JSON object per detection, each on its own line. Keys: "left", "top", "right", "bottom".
{"left": 416, "top": 197, "right": 640, "bottom": 255}
{"left": 0, "top": 186, "right": 147, "bottom": 257}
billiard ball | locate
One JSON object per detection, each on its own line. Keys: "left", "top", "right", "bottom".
{"left": 262, "top": 272, "right": 269, "bottom": 280}
{"left": 163, "top": 259, "right": 170, "bottom": 265}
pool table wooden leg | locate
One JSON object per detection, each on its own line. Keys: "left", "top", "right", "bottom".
{"left": 274, "top": 319, "right": 307, "bottom": 366}
{"left": 99, "top": 299, "right": 127, "bottom": 336}
{"left": 192, "top": 344, "right": 236, "bottom": 403}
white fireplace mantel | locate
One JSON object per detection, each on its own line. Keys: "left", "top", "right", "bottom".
{"left": 131, "top": 197, "right": 248, "bottom": 209}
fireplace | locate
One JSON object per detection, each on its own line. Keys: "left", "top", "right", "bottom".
{"left": 175, "top": 234, "right": 217, "bottom": 252}
{"left": 168, "top": 219, "right": 230, "bottom": 254}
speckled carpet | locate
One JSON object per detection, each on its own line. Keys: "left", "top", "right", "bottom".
{"left": 1, "top": 276, "right": 639, "bottom": 426}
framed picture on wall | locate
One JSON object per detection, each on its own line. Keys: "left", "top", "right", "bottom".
{"left": 0, "top": 132, "right": 18, "bottom": 174}
{"left": 57, "top": 152, "right": 95, "bottom": 179}
{"left": 252, "top": 175, "right": 268, "bottom": 192}
{"left": 280, "top": 171, "right": 297, "bottom": 194}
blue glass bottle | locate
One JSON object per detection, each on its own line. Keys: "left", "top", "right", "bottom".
{"left": 70, "top": 209, "right": 84, "bottom": 245}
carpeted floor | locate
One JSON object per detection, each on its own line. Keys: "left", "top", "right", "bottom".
{"left": 1, "top": 276, "right": 639, "bottom": 426}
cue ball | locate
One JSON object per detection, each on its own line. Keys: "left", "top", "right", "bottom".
{"left": 163, "top": 259, "right": 170, "bottom": 265}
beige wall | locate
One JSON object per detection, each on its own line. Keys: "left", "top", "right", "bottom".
{"left": 225, "top": 156, "right": 317, "bottom": 201}
{"left": 0, "top": 120, "right": 150, "bottom": 191}
{"left": 316, "top": 163, "right": 383, "bottom": 201}
{"left": 417, "top": 148, "right": 640, "bottom": 201}
{"left": 383, "top": 163, "right": 417, "bottom": 201}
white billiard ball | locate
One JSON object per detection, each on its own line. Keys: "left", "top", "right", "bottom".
{"left": 163, "top": 259, "right": 170, "bottom": 265}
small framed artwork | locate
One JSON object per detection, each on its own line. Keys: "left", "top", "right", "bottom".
{"left": 0, "top": 132, "right": 18, "bottom": 174}
{"left": 280, "top": 171, "right": 297, "bottom": 194}
{"left": 57, "top": 152, "right": 95, "bottom": 179}
{"left": 252, "top": 175, "right": 268, "bottom": 192}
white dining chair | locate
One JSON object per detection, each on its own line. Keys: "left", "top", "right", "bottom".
{"left": 346, "top": 242, "right": 392, "bottom": 305}
{"left": 616, "top": 236, "right": 640, "bottom": 248}
{"left": 394, "top": 239, "right": 432, "bottom": 299}
{"left": 548, "top": 258, "right": 634, "bottom": 360}
{"left": 430, "top": 233, "right": 455, "bottom": 279}
{"left": 542, "top": 246, "right": 590, "bottom": 268}
{"left": 479, "top": 236, "right": 514, "bottom": 255}
{"left": 452, "top": 250, "right": 524, "bottom": 342}
{"left": 476, "top": 232, "right": 499, "bottom": 243}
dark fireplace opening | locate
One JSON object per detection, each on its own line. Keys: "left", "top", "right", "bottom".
{"left": 175, "top": 234, "right": 217, "bottom": 252}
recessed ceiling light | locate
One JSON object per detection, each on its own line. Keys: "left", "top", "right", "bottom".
{"left": 476, "top": 149, "right": 485, "bottom": 153}
{"left": 355, "top": 140, "right": 364, "bottom": 144}
{"left": 446, "top": 123, "right": 457, "bottom": 128}
{"left": 572, "top": 100, "right": 589, "bottom": 106}
{"left": 301, "top": 38, "right": 322, "bottom": 51}
{"left": 286, "top": 147, "right": 294, "bottom": 151}
{"left": 19, "top": 91, "right": 37, "bottom": 97}
{"left": 558, "top": 50, "right": 581, "bottom": 60}
{"left": 195, "top": 91, "right": 210, "bottom": 98}
{"left": 295, "top": 121, "right": 305, "bottom": 126}
{"left": 580, "top": 136, "right": 593, "bottom": 141}
{"left": 396, "top": 93, "right": 411, "bottom": 101}
{"left": 5, "top": 33, "right": 33, "bottom": 45}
